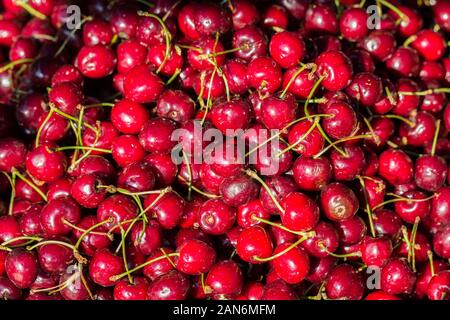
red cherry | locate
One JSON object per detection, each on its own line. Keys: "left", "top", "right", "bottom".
{"left": 205, "top": 260, "right": 243, "bottom": 296}
{"left": 177, "top": 239, "right": 216, "bottom": 275}
{"left": 111, "top": 135, "right": 146, "bottom": 167}
{"left": 381, "top": 258, "right": 416, "bottom": 295}
{"left": 316, "top": 50, "right": 353, "bottom": 92}
{"left": 144, "top": 191, "right": 185, "bottom": 229}
{"left": 5, "top": 250, "right": 38, "bottom": 289}
{"left": 305, "top": 3, "right": 338, "bottom": 34}
{"left": 111, "top": 99, "right": 149, "bottom": 134}
{"left": 269, "top": 31, "right": 305, "bottom": 69}
{"left": 75, "top": 45, "right": 116, "bottom": 79}
{"left": 339, "top": 8, "right": 368, "bottom": 41}
{"left": 320, "top": 183, "right": 359, "bottom": 222}
{"left": 97, "top": 194, "right": 138, "bottom": 234}
{"left": 378, "top": 149, "right": 414, "bottom": 186}
{"left": 281, "top": 192, "right": 319, "bottom": 232}
{"left": 89, "top": 249, "right": 124, "bottom": 287}
{"left": 325, "top": 264, "right": 364, "bottom": 300}
{"left": 0, "top": 138, "right": 27, "bottom": 172}
{"left": 147, "top": 270, "right": 190, "bottom": 300}
{"left": 412, "top": 29, "right": 447, "bottom": 61}
{"left": 113, "top": 277, "right": 149, "bottom": 300}
{"left": 40, "top": 197, "right": 81, "bottom": 236}
{"left": 123, "top": 65, "right": 164, "bottom": 103}
{"left": 292, "top": 156, "right": 332, "bottom": 192}
{"left": 247, "top": 56, "right": 282, "bottom": 94}
{"left": 236, "top": 225, "right": 273, "bottom": 264}
{"left": 273, "top": 243, "right": 310, "bottom": 284}
{"left": 116, "top": 40, "right": 147, "bottom": 74}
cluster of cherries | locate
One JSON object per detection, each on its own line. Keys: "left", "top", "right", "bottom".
{"left": 0, "top": 0, "right": 450, "bottom": 301}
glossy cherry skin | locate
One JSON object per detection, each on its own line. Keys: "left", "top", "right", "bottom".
{"left": 326, "top": 264, "right": 364, "bottom": 300}
{"left": 72, "top": 216, "right": 112, "bottom": 256}
{"left": 339, "top": 8, "right": 368, "bottom": 41}
{"left": 97, "top": 194, "right": 138, "bottom": 234}
{"left": 123, "top": 65, "right": 164, "bottom": 104}
{"left": 0, "top": 277, "right": 22, "bottom": 300}
{"left": 211, "top": 98, "right": 251, "bottom": 134}
{"left": 247, "top": 56, "right": 282, "bottom": 94}
{"left": 415, "top": 155, "right": 447, "bottom": 192}
{"left": 335, "top": 216, "right": 367, "bottom": 245}
{"left": 269, "top": 31, "right": 305, "bottom": 69}
{"left": 117, "top": 161, "right": 155, "bottom": 193}
{"left": 394, "top": 190, "right": 430, "bottom": 223}
{"left": 70, "top": 174, "right": 107, "bottom": 209}
{"left": 116, "top": 40, "right": 147, "bottom": 74}
{"left": 156, "top": 89, "right": 195, "bottom": 124}
{"left": 144, "top": 191, "right": 184, "bottom": 229}
{"left": 0, "top": 138, "right": 27, "bottom": 172}
{"left": 272, "top": 242, "right": 309, "bottom": 285}
{"left": 372, "top": 209, "right": 402, "bottom": 238}
{"left": 113, "top": 277, "right": 149, "bottom": 301}
{"left": 0, "top": 216, "right": 24, "bottom": 244}
{"left": 0, "top": 19, "right": 20, "bottom": 47}
{"left": 304, "top": 3, "right": 338, "bottom": 34}
{"left": 198, "top": 199, "right": 236, "bottom": 236}
{"left": 111, "top": 135, "right": 146, "bottom": 167}
{"left": 222, "top": 59, "right": 249, "bottom": 95}
{"left": 433, "top": 224, "right": 450, "bottom": 259}
{"left": 259, "top": 176, "right": 297, "bottom": 214}
{"left": 130, "top": 220, "right": 162, "bottom": 256}
{"left": 427, "top": 270, "right": 450, "bottom": 300}
{"left": 365, "top": 291, "right": 401, "bottom": 300}
{"left": 391, "top": 79, "right": 420, "bottom": 116}
{"left": 205, "top": 260, "right": 243, "bottom": 297}
{"left": 145, "top": 153, "right": 178, "bottom": 188}
{"left": 346, "top": 72, "right": 382, "bottom": 107}
{"left": 89, "top": 249, "right": 124, "bottom": 287}
{"left": 302, "top": 222, "right": 339, "bottom": 258}
{"left": 316, "top": 50, "right": 353, "bottom": 92}
{"left": 321, "top": 100, "right": 357, "bottom": 140}
{"left": 37, "top": 242, "right": 73, "bottom": 274}
{"left": 111, "top": 99, "right": 149, "bottom": 134}
{"left": 82, "top": 18, "right": 113, "bottom": 47}
{"left": 25, "top": 145, "right": 67, "bottom": 183}
{"left": 360, "top": 236, "right": 392, "bottom": 268}
{"left": 330, "top": 145, "right": 365, "bottom": 181}
{"left": 292, "top": 156, "right": 332, "bottom": 192}
{"left": 378, "top": 149, "right": 414, "bottom": 186}
{"left": 399, "top": 111, "right": 436, "bottom": 147}
{"left": 381, "top": 259, "right": 416, "bottom": 295}
{"left": 320, "top": 183, "right": 359, "bottom": 222}
{"left": 176, "top": 239, "right": 216, "bottom": 275}
{"left": 142, "top": 248, "right": 176, "bottom": 281}
{"left": 232, "top": 26, "right": 267, "bottom": 62}
{"left": 75, "top": 45, "right": 116, "bottom": 79}
{"left": 219, "top": 174, "right": 259, "bottom": 207}
{"left": 261, "top": 92, "right": 297, "bottom": 130}
{"left": 48, "top": 82, "right": 83, "bottom": 116}
{"left": 236, "top": 226, "right": 273, "bottom": 264}
{"left": 281, "top": 192, "right": 319, "bottom": 232}
{"left": 287, "top": 119, "right": 324, "bottom": 157}
{"left": 362, "top": 30, "right": 396, "bottom": 62}
{"left": 5, "top": 250, "right": 38, "bottom": 289}
{"left": 386, "top": 47, "right": 420, "bottom": 78}
{"left": 237, "top": 199, "right": 269, "bottom": 228}
{"left": 230, "top": 0, "right": 259, "bottom": 29}
{"left": 261, "top": 279, "right": 297, "bottom": 300}
{"left": 412, "top": 29, "right": 446, "bottom": 62}
{"left": 147, "top": 270, "right": 190, "bottom": 300}
{"left": 193, "top": 2, "right": 230, "bottom": 36}
{"left": 40, "top": 197, "right": 81, "bottom": 236}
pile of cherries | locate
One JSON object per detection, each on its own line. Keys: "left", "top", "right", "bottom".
{"left": 0, "top": 0, "right": 450, "bottom": 301}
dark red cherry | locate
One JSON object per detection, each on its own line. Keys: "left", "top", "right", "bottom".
{"left": 25, "top": 145, "right": 67, "bottom": 183}
{"left": 302, "top": 222, "right": 339, "bottom": 258}
{"left": 292, "top": 156, "right": 332, "bottom": 192}
{"left": 281, "top": 66, "right": 318, "bottom": 99}
{"left": 335, "top": 216, "right": 367, "bottom": 245}
{"left": 71, "top": 174, "right": 107, "bottom": 209}
{"left": 220, "top": 174, "right": 259, "bottom": 207}
{"left": 362, "top": 30, "right": 396, "bottom": 62}
{"left": 236, "top": 225, "right": 273, "bottom": 264}
{"left": 381, "top": 259, "right": 416, "bottom": 295}
{"left": 89, "top": 249, "right": 124, "bottom": 287}
{"left": 320, "top": 183, "right": 359, "bottom": 222}
{"left": 247, "top": 56, "right": 282, "bottom": 94}
{"left": 230, "top": 0, "right": 259, "bottom": 29}
{"left": 273, "top": 243, "right": 310, "bottom": 284}
{"left": 259, "top": 176, "right": 297, "bottom": 214}
{"left": 322, "top": 100, "right": 357, "bottom": 139}
{"left": 83, "top": 18, "right": 113, "bottom": 46}
{"left": 325, "top": 264, "right": 364, "bottom": 300}
{"left": 386, "top": 47, "right": 420, "bottom": 78}
{"left": 37, "top": 242, "right": 73, "bottom": 274}
{"left": 147, "top": 270, "right": 190, "bottom": 300}
{"left": 211, "top": 98, "right": 251, "bottom": 134}
{"left": 415, "top": 155, "right": 447, "bottom": 193}
{"left": 156, "top": 90, "right": 195, "bottom": 124}
{"left": 111, "top": 99, "right": 149, "bottom": 134}
{"left": 113, "top": 277, "right": 149, "bottom": 300}
{"left": 281, "top": 192, "right": 320, "bottom": 232}
{"left": 123, "top": 65, "right": 164, "bottom": 104}
{"left": 222, "top": 58, "right": 249, "bottom": 95}
{"left": 0, "top": 138, "right": 27, "bottom": 172}
{"left": 144, "top": 191, "right": 184, "bottom": 229}
{"left": 392, "top": 78, "right": 420, "bottom": 116}
{"left": 177, "top": 239, "right": 216, "bottom": 275}
{"left": 143, "top": 248, "right": 176, "bottom": 281}
{"left": 111, "top": 135, "right": 146, "bottom": 167}
{"left": 339, "top": 8, "right": 368, "bottom": 41}
{"left": 51, "top": 64, "right": 83, "bottom": 86}
{"left": 0, "top": 19, "right": 20, "bottom": 47}
{"left": 261, "top": 279, "right": 297, "bottom": 300}
{"left": 433, "top": 224, "right": 450, "bottom": 259}
{"left": 287, "top": 119, "right": 324, "bottom": 157}
{"left": 232, "top": 26, "right": 268, "bottom": 62}
{"left": 0, "top": 277, "right": 22, "bottom": 300}
{"left": 427, "top": 270, "right": 450, "bottom": 300}
{"left": 40, "top": 197, "right": 81, "bottom": 236}
{"left": 316, "top": 50, "right": 352, "bottom": 92}
{"left": 412, "top": 29, "right": 446, "bottom": 62}
{"left": 97, "top": 194, "right": 138, "bottom": 234}
{"left": 237, "top": 199, "right": 269, "bottom": 229}
{"left": 433, "top": 0, "right": 450, "bottom": 32}
{"left": 378, "top": 149, "right": 414, "bottom": 186}
{"left": 75, "top": 45, "right": 116, "bottom": 79}
{"left": 330, "top": 145, "right": 365, "bottom": 181}
{"left": 145, "top": 153, "right": 178, "bottom": 187}
{"left": 72, "top": 216, "right": 112, "bottom": 256}
{"left": 360, "top": 236, "right": 392, "bottom": 268}
{"left": 269, "top": 31, "right": 305, "bottom": 69}
{"left": 5, "top": 249, "right": 38, "bottom": 289}
{"left": 116, "top": 40, "right": 147, "bottom": 74}
{"left": 346, "top": 72, "right": 383, "bottom": 107}
{"left": 205, "top": 260, "right": 243, "bottom": 297}
{"left": 399, "top": 111, "right": 436, "bottom": 147}
{"left": 372, "top": 209, "right": 402, "bottom": 237}
{"left": 304, "top": 3, "right": 338, "bottom": 35}
{"left": 117, "top": 161, "right": 155, "bottom": 193}
{"left": 198, "top": 199, "right": 236, "bottom": 235}
{"left": 147, "top": 43, "right": 183, "bottom": 77}
{"left": 130, "top": 220, "right": 162, "bottom": 256}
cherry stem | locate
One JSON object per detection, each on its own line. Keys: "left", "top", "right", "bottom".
{"left": 362, "top": 116, "right": 381, "bottom": 146}
{"left": 137, "top": 11, "right": 172, "bottom": 74}
{"left": 372, "top": 193, "right": 436, "bottom": 211}
{"left": 35, "top": 108, "right": 54, "bottom": 148}
{"left": 313, "top": 134, "right": 373, "bottom": 159}
{"left": 55, "top": 146, "right": 112, "bottom": 153}
{"left": 135, "top": 0, "right": 155, "bottom": 8}
{"left": 199, "top": 45, "right": 249, "bottom": 60}
{"left": 1, "top": 171, "right": 16, "bottom": 216}
{"left": 178, "top": 176, "right": 221, "bottom": 199}
{"left": 318, "top": 243, "right": 361, "bottom": 260}
{"left": 403, "top": 35, "right": 417, "bottom": 47}
{"left": 16, "top": 0, "right": 47, "bottom": 20}
{"left": 431, "top": 119, "right": 441, "bottom": 157}
{"left": 0, "top": 58, "right": 34, "bottom": 74}
{"left": 118, "top": 225, "right": 133, "bottom": 284}
{"left": 245, "top": 170, "right": 285, "bottom": 214}
{"left": 32, "top": 270, "right": 81, "bottom": 294}
{"left": 0, "top": 246, "right": 11, "bottom": 252}
{"left": 55, "top": 16, "right": 93, "bottom": 57}
{"left": 280, "top": 65, "right": 307, "bottom": 99}
{"left": 97, "top": 185, "right": 168, "bottom": 196}
{"left": 253, "top": 236, "right": 309, "bottom": 262}
{"left": 383, "top": 114, "right": 415, "bottom": 128}
{"left": 200, "top": 272, "right": 212, "bottom": 295}
{"left": 357, "top": 176, "right": 376, "bottom": 238}
{"left": 427, "top": 250, "right": 435, "bottom": 277}
{"left": 110, "top": 252, "right": 180, "bottom": 282}
{"left": 11, "top": 168, "right": 47, "bottom": 202}
{"left": 166, "top": 68, "right": 181, "bottom": 85}
{"left": 252, "top": 216, "right": 315, "bottom": 238}
{"left": 27, "top": 240, "right": 87, "bottom": 264}
{"left": 377, "top": 0, "right": 407, "bottom": 21}
{"left": 63, "top": 219, "right": 111, "bottom": 239}
{"left": 74, "top": 218, "right": 114, "bottom": 250}
{"left": 160, "top": 248, "right": 176, "bottom": 268}
{"left": 1, "top": 236, "right": 43, "bottom": 247}
{"left": 245, "top": 114, "right": 332, "bottom": 157}
{"left": 49, "top": 103, "right": 99, "bottom": 133}
{"left": 409, "top": 217, "right": 420, "bottom": 272}
{"left": 398, "top": 88, "right": 450, "bottom": 96}
{"left": 85, "top": 102, "right": 115, "bottom": 108}
{"left": 276, "top": 118, "right": 318, "bottom": 158}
